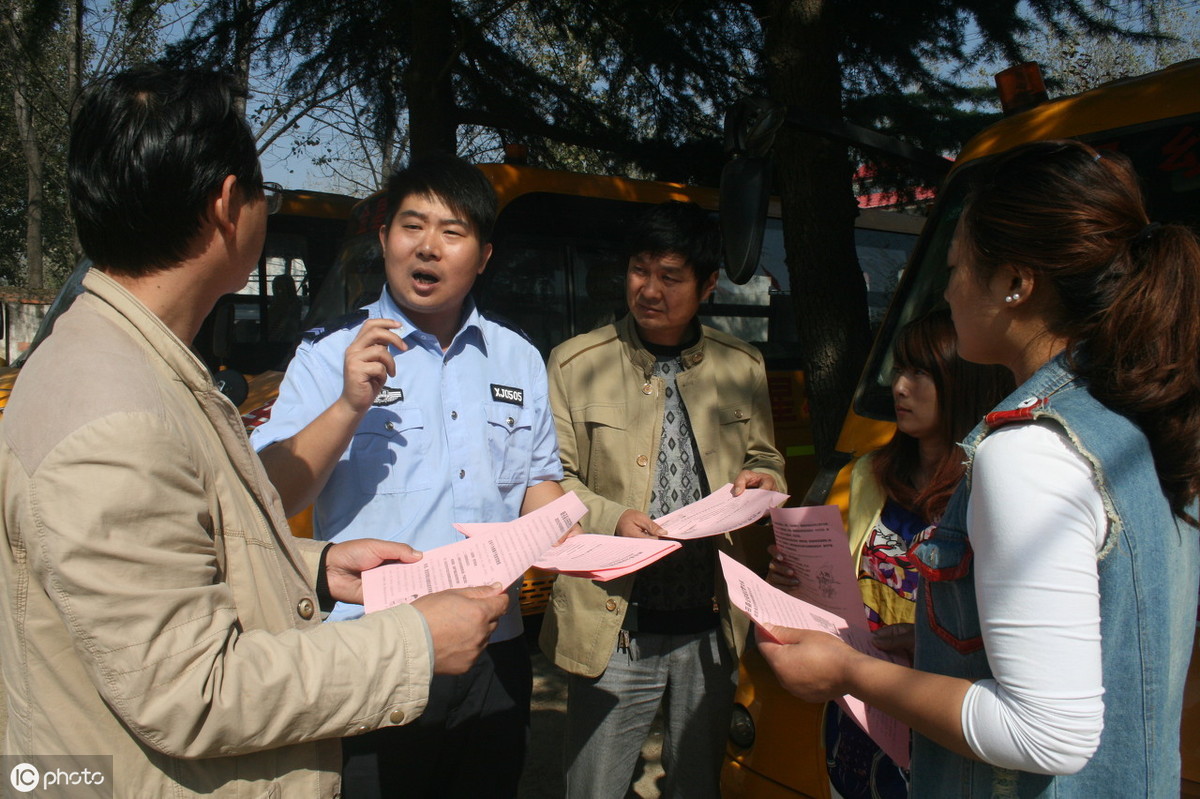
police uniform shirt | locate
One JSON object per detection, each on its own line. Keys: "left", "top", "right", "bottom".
{"left": 251, "top": 289, "right": 563, "bottom": 633}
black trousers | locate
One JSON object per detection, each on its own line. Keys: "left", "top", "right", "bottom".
{"left": 341, "top": 636, "right": 533, "bottom": 799}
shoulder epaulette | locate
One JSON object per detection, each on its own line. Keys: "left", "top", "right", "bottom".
{"left": 479, "top": 308, "right": 533, "bottom": 345}
{"left": 302, "top": 309, "right": 369, "bottom": 343}
{"left": 985, "top": 398, "right": 1048, "bottom": 428}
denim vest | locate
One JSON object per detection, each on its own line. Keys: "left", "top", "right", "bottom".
{"left": 910, "top": 355, "right": 1199, "bottom": 798}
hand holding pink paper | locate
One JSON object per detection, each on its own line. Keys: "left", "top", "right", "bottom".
{"left": 719, "top": 552, "right": 910, "bottom": 768}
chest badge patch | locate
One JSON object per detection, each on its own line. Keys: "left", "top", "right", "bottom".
{"left": 491, "top": 384, "right": 524, "bottom": 406}
{"left": 373, "top": 386, "right": 405, "bottom": 406}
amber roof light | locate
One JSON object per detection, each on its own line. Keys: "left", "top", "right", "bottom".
{"left": 995, "top": 62, "right": 1050, "bottom": 116}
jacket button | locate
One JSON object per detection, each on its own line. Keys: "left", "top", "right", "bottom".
{"left": 389, "top": 710, "right": 405, "bottom": 724}
{"left": 641, "top": 383, "right": 653, "bottom": 395}
{"left": 691, "top": 353, "right": 704, "bottom": 364}
{"left": 507, "top": 416, "right": 515, "bottom": 427}
{"left": 734, "top": 409, "right": 743, "bottom": 419}
{"left": 605, "top": 599, "right": 617, "bottom": 611}
{"left": 636, "top": 455, "right": 648, "bottom": 467}
{"left": 297, "top": 598, "right": 315, "bottom": 620}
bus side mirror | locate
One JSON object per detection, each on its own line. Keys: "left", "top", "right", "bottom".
{"left": 721, "top": 98, "right": 783, "bottom": 286}
{"left": 720, "top": 155, "right": 771, "bottom": 285}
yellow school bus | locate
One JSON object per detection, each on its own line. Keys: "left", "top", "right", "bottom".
{"left": 251, "top": 164, "right": 923, "bottom": 613}
{"left": 721, "top": 58, "right": 1200, "bottom": 798}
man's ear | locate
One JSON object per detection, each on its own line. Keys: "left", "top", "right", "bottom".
{"left": 699, "top": 270, "right": 719, "bottom": 302}
{"left": 211, "top": 174, "right": 240, "bottom": 236}
{"left": 476, "top": 242, "right": 493, "bottom": 275}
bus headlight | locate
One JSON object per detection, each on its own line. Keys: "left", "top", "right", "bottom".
{"left": 729, "top": 703, "right": 756, "bottom": 749}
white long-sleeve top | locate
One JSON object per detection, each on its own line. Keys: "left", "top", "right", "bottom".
{"left": 959, "top": 421, "right": 1107, "bottom": 774}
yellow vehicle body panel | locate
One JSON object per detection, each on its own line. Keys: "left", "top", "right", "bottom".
{"left": 723, "top": 649, "right": 830, "bottom": 799}
{"left": 723, "top": 59, "right": 1200, "bottom": 796}
{"left": 958, "top": 59, "right": 1200, "bottom": 165}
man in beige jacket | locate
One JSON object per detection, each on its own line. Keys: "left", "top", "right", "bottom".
{"left": 539, "top": 201, "right": 786, "bottom": 798}
{"left": 0, "top": 65, "right": 506, "bottom": 797}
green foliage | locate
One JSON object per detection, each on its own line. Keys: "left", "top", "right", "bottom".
{"left": 1024, "top": 1, "right": 1197, "bottom": 95}
{"left": 0, "top": 0, "right": 168, "bottom": 289}
{"left": 167, "top": 0, "right": 764, "bottom": 185}
{"left": 0, "top": 0, "right": 74, "bottom": 287}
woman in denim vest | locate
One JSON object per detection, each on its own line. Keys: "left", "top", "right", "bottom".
{"left": 759, "top": 140, "right": 1200, "bottom": 797}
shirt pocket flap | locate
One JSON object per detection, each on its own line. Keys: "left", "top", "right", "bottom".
{"left": 360, "top": 407, "right": 424, "bottom": 439}
{"left": 576, "top": 403, "right": 627, "bottom": 430}
{"left": 485, "top": 404, "right": 531, "bottom": 432}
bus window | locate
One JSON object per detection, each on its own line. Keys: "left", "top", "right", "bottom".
{"left": 477, "top": 192, "right": 643, "bottom": 357}
{"left": 856, "top": 115, "right": 1200, "bottom": 425}
{"left": 196, "top": 189, "right": 357, "bottom": 375}
{"left": 701, "top": 215, "right": 924, "bottom": 365}
{"left": 472, "top": 188, "right": 921, "bottom": 359}
{"left": 571, "top": 243, "right": 627, "bottom": 335}
{"left": 478, "top": 236, "right": 571, "bottom": 356}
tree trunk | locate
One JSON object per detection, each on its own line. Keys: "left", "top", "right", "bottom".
{"left": 16, "top": 89, "right": 45, "bottom": 290}
{"left": 66, "top": 0, "right": 84, "bottom": 262}
{"left": 762, "top": 0, "right": 870, "bottom": 464}
{"left": 230, "top": 0, "right": 256, "bottom": 117}
{"left": 8, "top": 2, "right": 45, "bottom": 289}
{"left": 404, "top": 0, "right": 458, "bottom": 156}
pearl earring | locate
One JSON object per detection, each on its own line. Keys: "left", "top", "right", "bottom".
{"left": 1005, "top": 293, "right": 1020, "bottom": 303}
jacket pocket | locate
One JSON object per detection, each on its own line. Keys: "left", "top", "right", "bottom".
{"left": 576, "top": 403, "right": 628, "bottom": 489}
{"left": 717, "top": 402, "right": 753, "bottom": 458}
{"left": 911, "top": 524, "right": 984, "bottom": 655}
{"left": 578, "top": 403, "right": 627, "bottom": 430}
{"left": 349, "top": 407, "right": 430, "bottom": 494}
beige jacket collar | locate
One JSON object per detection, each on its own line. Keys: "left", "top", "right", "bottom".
{"left": 82, "top": 268, "right": 215, "bottom": 393}
{"left": 615, "top": 314, "right": 707, "bottom": 380}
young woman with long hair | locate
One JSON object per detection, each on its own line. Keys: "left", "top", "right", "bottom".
{"left": 769, "top": 310, "right": 1011, "bottom": 798}
{"left": 760, "top": 140, "right": 1200, "bottom": 797}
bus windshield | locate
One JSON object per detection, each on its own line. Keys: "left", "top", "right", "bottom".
{"left": 855, "top": 113, "right": 1200, "bottom": 422}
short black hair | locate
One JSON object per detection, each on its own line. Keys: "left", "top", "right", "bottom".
{"left": 68, "top": 64, "right": 261, "bottom": 277}
{"left": 384, "top": 153, "right": 497, "bottom": 242}
{"left": 625, "top": 201, "right": 722, "bottom": 288}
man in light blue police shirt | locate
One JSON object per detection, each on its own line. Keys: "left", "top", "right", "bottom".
{"left": 252, "top": 153, "right": 567, "bottom": 798}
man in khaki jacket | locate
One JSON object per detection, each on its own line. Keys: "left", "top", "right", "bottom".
{"left": 0, "top": 65, "right": 505, "bottom": 797}
{"left": 539, "top": 201, "right": 785, "bottom": 798}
